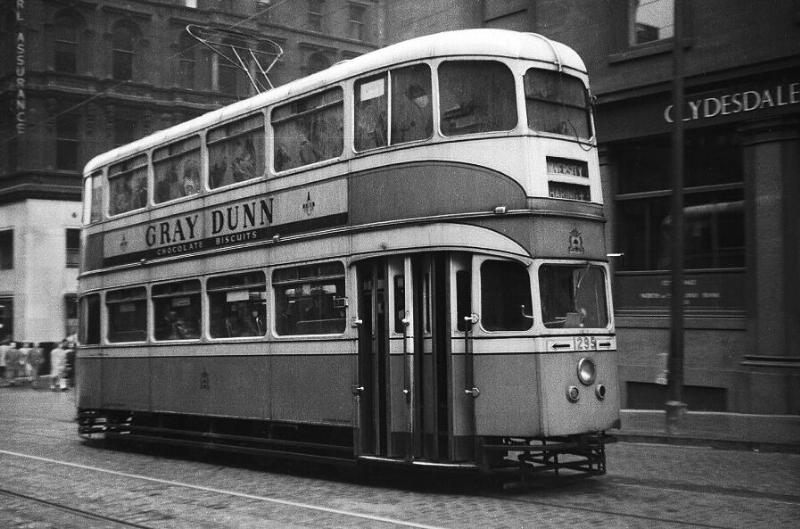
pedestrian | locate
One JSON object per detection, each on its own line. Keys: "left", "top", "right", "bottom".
{"left": 27, "top": 343, "right": 44, "bottom": 388}
{"left": 49, "top": 340, "right": 68, "bottom": 391}
{"left": 18, "top": 341, "right": 31, "bottom": 385}
{"left": 5, "top": 341, "right": 19, "bottom": 385}
{"left": 0, "top": 338, "right": 9, "bottom": 385}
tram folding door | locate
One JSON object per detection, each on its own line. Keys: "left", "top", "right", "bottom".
{"left": 355, "top": 254, "right": 475, "bottom": 464}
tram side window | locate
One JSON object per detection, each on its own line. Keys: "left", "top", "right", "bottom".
{"left": 390, "top": 64, "right": 433, "bottom": 145}
{"left": 106, "top": 287, "right": 147, "bottom": 343}
{"left": 273, "top": 262, "right": 346, "bottom": 335}
{"left": 539, "top": 264, "right": 608, "bottom": 329}
{"left": 154, "top": 136, "right": 201, "bottom": 203}
{"left": 354, "top": 74, "right": 388, "bottom": 151}
{"left": 79, "top": 294, "right": 101, "bottom": 345}
{"left": 480, "top": 260, "right": 532, "bottom": 331}
{"left": 439, "top": 60, "right": 517, "bottom": 136}
{"left": 208, "top": 114, "right": 265, "bottom": 189}
{"left": 85, "top": 171, "right": 103, "bottom": 223}
{"left": 208, "top": 272, "right": 267, "bottom": 338}
{"left": 153, "top": 280, "right": 201, "bottom": 340}
{"left": 272, "top": 88, "right": 344, "bottom": 172}
{"left": 108, "top": 155, "right": 148, "bottom": 216}
{"left": 525, "top": 69, "right": 592, "bottom": 139}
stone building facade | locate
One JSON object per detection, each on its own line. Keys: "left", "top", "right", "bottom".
{"left": 0, "top": 0, "right": 381, "bottom": 343}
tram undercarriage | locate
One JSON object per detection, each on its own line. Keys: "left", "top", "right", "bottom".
{"left": 78, "top": 409, "right": 609, "bottom": 476}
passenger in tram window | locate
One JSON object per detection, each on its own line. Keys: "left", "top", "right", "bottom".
{"left": 232, "top": 138, "right": 256, "bottom": 182}
{"left": 393, "top": 83, "right": 432, "bottom": 143}
{"left": 158, "top": 309, "right": 190, "bottom": 340}
{"left": 182, "top": 159, "right": 200, "bottom": 195}
{"left": 224, "top": 303, "right": 246, "bottom": 337}
{"left": 210, "top": 157, "right": 228, "bottom": 188}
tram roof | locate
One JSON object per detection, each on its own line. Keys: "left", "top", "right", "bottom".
{"left": 84, "top": 29, "right": 586, "bottom": 174}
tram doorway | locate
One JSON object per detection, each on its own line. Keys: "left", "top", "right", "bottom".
{"left": 355, "top": 253, "right": 473, "bottom": 463}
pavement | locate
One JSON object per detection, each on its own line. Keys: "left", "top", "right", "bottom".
{"left": 610, "top": 408, "right": 800, "bottom": 452}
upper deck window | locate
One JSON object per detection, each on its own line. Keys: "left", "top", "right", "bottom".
{"left": 108, "top": 155, "right": 148, "bottom": 216}
{"left": 84, "top": 171, "right": 103, "bottom": 224}
{"left": 208, "top": 114, "right": 265, "bottom": 189}
{"left": 154, "top": 136, "right": 201, "bottom": 203}
{"left": 439, "top": 60, "right": 516, "bottom": 136}
{"left": 525, "top": 69, "right": 592, "bottom": 139}
{"left": 272, "top": 88, "right": 343, "bottom": 172}
{"left": 354, "top": 64, "right": 433, "bottom": 151}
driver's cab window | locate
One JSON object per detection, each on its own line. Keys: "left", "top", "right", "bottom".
{"left": 480, "top": 260, "right": 532, "bottom": 331}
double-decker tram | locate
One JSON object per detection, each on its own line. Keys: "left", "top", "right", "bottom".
{"left": 77, "top": 29, "right": 619, "bottom": 475}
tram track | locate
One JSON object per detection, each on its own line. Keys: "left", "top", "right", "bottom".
{"left": 0, "top": 487, "right": 155, "bottom": 529}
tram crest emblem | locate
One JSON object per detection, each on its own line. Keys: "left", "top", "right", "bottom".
{"left": 568, "top": 228, "right": 584, "bottom": 254}
{"left": 302, "top": 192, "right": 315, "bottom": 216}
{"left": 200, "top": 369, "right": 209, "bottom": 390}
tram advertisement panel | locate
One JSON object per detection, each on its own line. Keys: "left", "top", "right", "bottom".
{"left": 96, "top": 180, "right": 347, "bottom": 268}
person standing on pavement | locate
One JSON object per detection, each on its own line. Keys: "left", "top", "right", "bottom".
{"left": 0, "top": 338, "right": 9, "bottom": 384}
{"left": 27, "top": 343, "right": 44, "bottom": 387}
{"left": 5, "top": 342, "right": 20, "bottom": 384}
{"left": 49, "top": 340, "right": 68, "bottom": 391}
{"left": 17, "top": 342, "right": 31, "bottom": 384}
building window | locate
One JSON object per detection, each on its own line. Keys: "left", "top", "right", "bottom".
{"left": 217, "top": 39, "right": 245, "bottom": 96}
{"left": 56, "top": 113, "right": 79, "bottom": 170}
{"left": 349, "top": 3, "right": 366, "bottom": 40}
{"left": 184, "top": 0, "right": 198, "bottom": 7}
{"left": 66, "top": 229, "right": 80, "bottom": 268}
{"left": 114, "top": 118, "right": 138, "bottom": 148}
{"left": 64, "top": 294, "right": 78, "bottom": 338}
{"left": 308, "top": 0, "right": 324, "bottom": 32}
{"left": 178, "top": 33, "right": 196, "bottom": 89}
{"left": 630, "top": 0, "right": 674, "bottom": 45}
{"left": 614, "top": 128, "right": 744, "bottom": 272}
{"left": 112, "top": 24, "right": 136, "bottom": 81}
{"left": 0, "top": 229, "right": 13, "bottom": 269}
{"left": 0, "top": 297, "right": 13, "bottom": 341}
{"left": 54, "top": 14, "right": 78, "bottom": 73}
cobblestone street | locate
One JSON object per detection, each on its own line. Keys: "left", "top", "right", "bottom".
{"left": 1, "top": 387, "right": 798, "bottom": 528}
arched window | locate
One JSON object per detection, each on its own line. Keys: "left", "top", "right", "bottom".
{"left": 306, "top": 52, "right": 330, "bottom": 75}
{"left": 112, "top": 23, "right": 136, "bottom": 81}
{"left": 178, "top": 33, "right": 196, "bottom": 89}
{"left": 54, "top": 14, "right": 78, "bottom": 73}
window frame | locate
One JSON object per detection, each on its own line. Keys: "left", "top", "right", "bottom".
{"left": 106, "top": 286, "right": 148, "bottom": 343}
{"left": 207, "top": 271, "right": 267, "bottom": 339}
{"left": 107, "top": 154, "right": 149, "bottom": 216}
{"left": 272, "top": 261, "right": 347, "bottom": 337}
{"left": 207, "top": 113, "right": 266, "bottom": 189}
{"left": 152, "top": 280, "right": 202, "bottom": 341}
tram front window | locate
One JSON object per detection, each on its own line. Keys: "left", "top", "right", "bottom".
{"left": 539, "top": 264, "right": 608, "bottom": 329}
{"left": 480, "top": 260, "right": 532, "bottom": 331}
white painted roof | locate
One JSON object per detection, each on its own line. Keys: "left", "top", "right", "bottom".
{"left": 84, "top": 29, "right": 586, "bottom": 174}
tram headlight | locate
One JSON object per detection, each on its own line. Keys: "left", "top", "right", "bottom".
{"left": 577, "top": 357, "right": 596, "bottom": 386}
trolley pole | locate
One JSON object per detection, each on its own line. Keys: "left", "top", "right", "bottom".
{"left": 666, "top": 0, "right": 687, "bottom": 433}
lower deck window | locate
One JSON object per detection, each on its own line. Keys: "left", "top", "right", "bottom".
{"left": 153, "top": 280, "right": 201, "bottom": 340}
{"left": 273, "top": 262, "right": 346, "bottom": 335}
{"left": 539, "top": 264, "right": 608, "bottom": 328}
{"left": 480, "top": 260, "right": 532, "bottom": 331}
{"left": 107, "top": 287, "right": 147, "bottom": 342}
{"left": 80, "top": 294, "right": 100, "bottom": 345}
{"left": 208, "top": 272, "right": 267, "bottom": 338}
